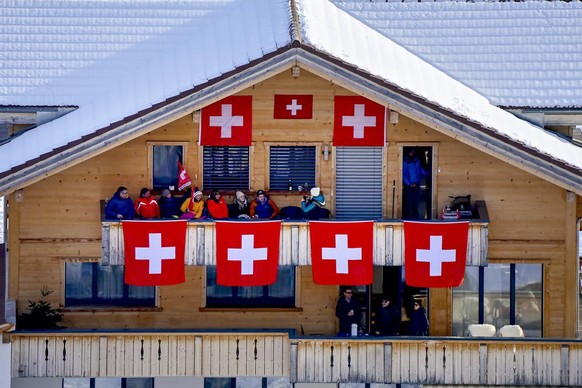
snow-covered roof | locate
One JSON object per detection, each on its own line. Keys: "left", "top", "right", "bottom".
{"left": 332, "top": 0, "right": 582, "bottom": 109}
{"left": 0, "top": 0, "right": 580, "bottom": 195}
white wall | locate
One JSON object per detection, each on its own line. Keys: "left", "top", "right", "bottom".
{"left": 154, "top": 377, "right": 204, "bottom": 388}
{"left": 11, "top": 378, "right": 61, "bottom": 388}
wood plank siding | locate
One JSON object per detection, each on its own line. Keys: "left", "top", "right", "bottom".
{"left": 10, "top": 332, "right": 582, "bottom": 386}
{"left": 102, "top": 219, "right": 489, "bottom": 267}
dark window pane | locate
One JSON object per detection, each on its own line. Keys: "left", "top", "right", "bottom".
{"left": 153, "top": 145, "right": 183, "bottom": 190}
{"left": 269, "top": 146, "right": 315, "bottom": 191}
{"left": 203, "top": 147, "right": 249, "bottom": 190}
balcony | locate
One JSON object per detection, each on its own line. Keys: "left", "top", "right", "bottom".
{"left": 9, "top": 331, "right": 582, "bottom": 385}
{"left": 102, "top": 202, "right": 489, "bottom": 267}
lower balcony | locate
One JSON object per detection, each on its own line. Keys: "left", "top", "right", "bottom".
{"left": 8, "top": 331, "right": 582, "bottom": 386}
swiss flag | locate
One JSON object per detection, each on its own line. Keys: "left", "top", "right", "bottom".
{"left": 177, "top": 161, "right": 192, "bottom": 191}
{"left": 309, "top": 221, "right": 374, "bottom": 285}
{"left": 122, "top": 220, "right": 187, "bottom": 286}
{"left": 200, "top": 96, "right": 252, "bottom": 146}
{"left": 215, "top": 220, "right": 281, "bottom": 286}
{"left": 274, "top": 94, "right": 313, "bottom": 119}
{"left": 404, "top": 221, "right": 469, "bottom": 288}
{"left": 334, "top": 96, "right": 386, "bottom": 146}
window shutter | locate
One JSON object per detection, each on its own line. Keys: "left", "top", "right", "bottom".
{"left": 269, "top": 146, "right": 316, "bottom": 190}
{"left": 203, "top": 146, "right": 250, "bottom": 190}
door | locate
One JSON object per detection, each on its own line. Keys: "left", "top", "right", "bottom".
{"left": 402, "top": 145, "right": 433, "bottom": 219}
{"left": 335, "top": 147, "right": 383, "bottom": 220}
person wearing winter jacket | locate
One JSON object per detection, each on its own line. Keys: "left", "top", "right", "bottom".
{"left": 300, "top": 187, "right": 329, "bottom": 220}
{"left": 408, "top": 299, "right": 429, "bottom": 336}
{"left": 206, "top": 190, "right": 229, "bottom": 219}
{"left": 250, "top": 190, "right": 279, "bottom": 219}
{"left": 228, "top": 190, "right": 251, "bottom": 219}
{"left": 158, "top": 188, "right": 183, "bottom": 218}
{"left": 105, "top": 186, "right": 134, "bottom": 220}
{"left": 134, "top": 187, "right": 160, "bottom": 218}
{"left": 180, "top": 190, "right": 205, "bottom": 219}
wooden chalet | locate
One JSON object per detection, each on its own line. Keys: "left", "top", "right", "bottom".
{"left": 1, "top": 1, "right": 581, "bottom": 387}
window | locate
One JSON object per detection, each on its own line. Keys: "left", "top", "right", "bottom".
{"left": 63, "top": 377, "right": 153, "bottom": 388}
{"left": 149, "top": 143, "right": 187, "bottom": 191}
{"left": 65, "top": 262, "right": 155, "bottom": 307}
{"left": 206, "top": 266, "right": 295, "bottom": 308}
{"left": 269, "top": 146, "right": 316, "bottom": 191}
{"left": 203, "top": 146, "right": 249, "bottom": 190}
{"left": 452, "top": 263, "right": 543, "bottom": 337}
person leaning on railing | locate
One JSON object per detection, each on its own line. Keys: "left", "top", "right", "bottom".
{"left": 105, "top": 186, "right": 134, "bottom": 220}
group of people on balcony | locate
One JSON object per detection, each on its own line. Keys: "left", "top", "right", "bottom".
{"left": 105, "top": 185, "right": 329, "bottom": 221}
{"left": 335, "top": 286, "right": 429, "bottom": 337}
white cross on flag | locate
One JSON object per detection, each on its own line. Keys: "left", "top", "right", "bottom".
{"left": 309, "top": 221, "right": 374, "bottom": 285}
{"left": 199, "top": 96, "right": 252, "bottom": 146}
{"left": 273, "top": 94, "right": 313, "bottom": 119}
{"left": 122, "top": 220, "right": 187, "bottom": 286}
{"left": 215, "top": 220, "right": 281, "bottom": 286}
{"left": 404, "top": 221, "right": 469, "bottom": 287}
{"left": 334, "top": 96, "right": 386, "bottom": 146}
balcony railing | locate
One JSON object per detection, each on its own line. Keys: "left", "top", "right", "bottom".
{"left": 102, "top": 218, "right": 489, "bottom": 267}
{"left": 10, "top": 332, "right": 582, "bottom": 386}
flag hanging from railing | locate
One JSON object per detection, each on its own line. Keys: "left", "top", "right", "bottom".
{"left": 122, "top": 220, "right": 187, "bottom": 286}
{"left": 404, "top": 221, "right": 469, "bottom": 287}
{"left": 309, "top": 220, "right": 374, "bottom": 285}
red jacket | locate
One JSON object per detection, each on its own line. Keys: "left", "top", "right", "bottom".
{"left": 207, "top": 197, "right": 229, "bottom": 219}
{"left": 134, "top": 197, "right": 160, "bottom": 218}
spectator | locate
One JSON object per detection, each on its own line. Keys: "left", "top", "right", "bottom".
{"left": 229, "top": 190, "right": 251, "bottom": 219}
{"left": 158, "top": 189, "right": 182, "bottom": 218}
{"left": 374, "top": 297, "right": 400, "bottom": 336}
{"left": 300, "top": 187, "right": 329, "bottom": 220}
{"left": 402, "top": 148, "right": 426, "bottom": 219}
{"left": 250, "top": 190, "right": 279, "bottom": 219}
{"left": 408, "top": 299, "right": 429, "bottom": 336}
{"left": 335, "top": 286, "right": 362, "bottom": 336}
{"left": 134, "top": 188, "right": 160, "bottom": 218}
{"left": 207, "top": 190, "right": 229, "bottom": 219}
{"left": 105, "top": 186, "right": 134, "bottom": 220}
{"left": 180, "top": 190, "right": 205, "bottom": 219}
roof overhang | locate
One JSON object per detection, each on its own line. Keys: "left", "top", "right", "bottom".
{"left": 1, "top": 46, "right": 581, "bottom": 197}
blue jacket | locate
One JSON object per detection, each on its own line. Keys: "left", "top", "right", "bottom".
{"left": 105, "top": 192, "right": 134, "bottom": 219}
{"left": 301, "top": 193, "right": 325, "bottom": 213}
{"left": 403, "top": 156, "right": 426, "bottom": 186}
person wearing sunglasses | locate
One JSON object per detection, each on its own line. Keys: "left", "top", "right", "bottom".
{"left": 408, "top": 299, "right": 429, "bottom": 336}
{"left": 335, "top": 286, "right": 362, "bottom": 336}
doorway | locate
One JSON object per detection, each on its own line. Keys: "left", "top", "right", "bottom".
{"left": 401, "top": 145, "right": 433, "bottom": 220}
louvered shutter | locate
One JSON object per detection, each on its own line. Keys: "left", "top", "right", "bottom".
{"left": 203, "top": 146, "right": 250, "bottom": 190}
{"left": 335, "top": 147, "right": 383, "bottom": 220}
{"left": 269, "top": 146, "right": 316, "bottom": 191}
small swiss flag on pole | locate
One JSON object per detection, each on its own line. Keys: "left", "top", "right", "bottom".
{"left": 200, "top": 96, "right": 252, "bottom": 146}
{"left": 273, "top": 94, "right": 313, "bottom": 119}
{"left": 334, "top": 96, "right": 386, "bottom": 146}
{"left": 404, "top": 221, "right": 469, "bottom": 288}
{"left": 309, "top": 221, "right": 374, "bottom": 285}
{"left": 122, "top": 220, "right": 187, "bottom": 286}
{"left": 215, "top": 220, "right": 281, "bottom": 286}
{"left": 177, "top": 161, "right": 192, "bottom": 191}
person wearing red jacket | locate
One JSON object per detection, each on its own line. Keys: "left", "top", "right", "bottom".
{"left": 206, "top": 190, "right": 229, "bottom": 219}
{"left": 134, "top": 187, "right": 160, "bottom": 218}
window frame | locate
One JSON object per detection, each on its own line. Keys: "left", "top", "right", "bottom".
{"left": 265, "top": 142, "right": 321, "bottom": 191}
{"left": 64, "top": 261, "right": 156, "bottom": 308}
{"left": 147, "top": 141, "right": 189, "bottom": 191}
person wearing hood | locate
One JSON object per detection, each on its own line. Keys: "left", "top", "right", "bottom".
{"left": 301, "top": 187, "right": 329, "bottom": 220}
{"left": 207, "top": 190, "right": 229, "bottom": 219}
{"left": 105, "top": 186, "right": 134, "bottom": 220}
{"left": 158, "top": 188, "right": 182, "bottom": 218}
{"left": 180, "top": 190, "right": 205, "bottom": 219}
{"left": 229, "top": 190, "right": 251, "bottom": 219}
{"left": 134, "top": 187, "right": 160, "bottom": 218}
{"left": 250, "top": 190, "right": 279, "bottom": 219}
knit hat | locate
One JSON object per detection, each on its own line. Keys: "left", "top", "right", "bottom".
{"left": 235, "top": 191, "right": 246, "bottom": 201}
{"left": 310, "top": 187, "right": 320, "bottom": 197}
{"left": 161, "top": 189, "right": 171, "bottom": 197}
{"left": 256, "top": 190, "right": 265, "bottom": 196}
{"left": 194, "top": 190, "right": 203, "bottom": 198}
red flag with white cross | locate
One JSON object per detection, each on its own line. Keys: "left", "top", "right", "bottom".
{"left": 309, "top": 221, "right": 374, "bottom": 285}
{"left": 273, "top": 94, "right": 313, "bottom": 119}
{"left": 122, "top": 220, "right": 187, "bottom": 286}
{"left": 333, "top": 96, "right": 386, "bottom": 146}
{"left": 200, "top": 96, "right": 252, "bottom": 146}
{"left": 404, "top": 221, "right": 469, "bottom": 287}
{"left": 215, "top": 220, "right": 281, "bottom": 286}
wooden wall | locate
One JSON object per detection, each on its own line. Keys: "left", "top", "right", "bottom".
{"left": 8, "top": 69, "right": 576, "bottom": 337}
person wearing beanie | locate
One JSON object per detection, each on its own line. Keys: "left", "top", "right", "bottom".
{"left": 206, "top": 190, "right": 229, "bottom": 219}
{"left": 180, "top": 190, "right": 205, "bottom": 219}
{"left": 229, "top": 190, "right": 251, "bottom": 219}
{"left": 105, "top": 186, "right": 134, "bottom": 220}
{"left": 158, "top": 188, "right": 182, "bottom": 218}
{"left": 134, "top": 187, "right": 160, "bottom": 218}
{"left": 300, "top": 186, "right": 329, "bottom": 220}
{"left": 250, "top": 190, "right": 279, "bottom": 219}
